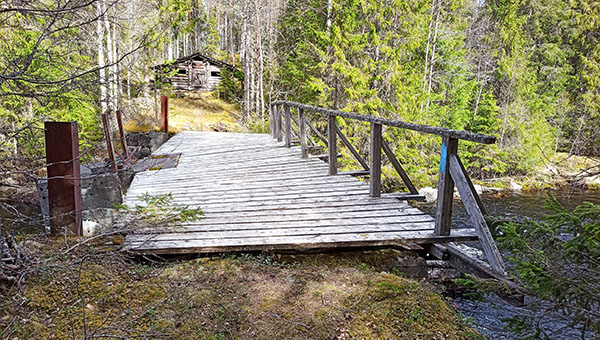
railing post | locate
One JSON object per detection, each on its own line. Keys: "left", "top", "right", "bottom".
{"left": 370, "top": 122, "right": 382, "bottom": 197}
{"left": 102, "top": 112, "right": 117, "bottom": 173}
{"left": 284, "top": 105, "right": 291, "bottom": 148}
{"left": 299, "top": 107, "right": 308, "bottom": 158}
{"left": 328, "top": 114, "right": 337, "bottom": 175}
{"left": 435, "top": 136, "right": 458, "bottom": 235}
{"left": 44, "top": 122, "right": 82, "bottom": 235}
{"left": 269, "top": 103, "right": 274, "bottom": 137}
{"left": 116, "top": 109, "right": 129, "bottom": 160}
{"left": 160, "top": 95, "right": 168, "bottom": 133}
{"left": 276, "top": 104, "right": 283, "bottom": 142}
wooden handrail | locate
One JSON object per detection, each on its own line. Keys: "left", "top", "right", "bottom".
{"left": 269, "top": 100, "right": 505, "bottom": 274}
{"left": 272, "top": 100, "right": 496, "bottom": 144}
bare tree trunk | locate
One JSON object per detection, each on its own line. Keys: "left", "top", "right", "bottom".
{"left": 97, "top": 0, "right": 107, "bottom": 115}
{"left": 112, "top": 22, "right": 119, "bottom": 108}
{"left": 326, "top": 0, "right": 332, "bottom": 30}
{"left": 425, "top": 3, "right": 440, "bottom": 113}
{"left": 102, "top": 0, "right": 114, "bottom": 111}
{"left": 420, "top": 0, "right": 436, "bottom": 114}
{"left": 473, "top": 82, "right": 483, "bottom": 119}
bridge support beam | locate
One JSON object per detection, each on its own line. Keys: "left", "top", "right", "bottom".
{"left": 45, "top": 121, "right": 83, "bottom": 235}
{"left": 449, "top": 153, "right": 505, "bottom": 273}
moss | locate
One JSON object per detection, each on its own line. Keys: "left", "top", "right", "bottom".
{"left": 344, "top": 274, "right": 478, "bottom": 339}
{"left": 1, "top": 245, "right": 480, "bottom": 339}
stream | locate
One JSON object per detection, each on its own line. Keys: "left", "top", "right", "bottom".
{"left": 419, "top": 189, "right": 600, "bottom": 340}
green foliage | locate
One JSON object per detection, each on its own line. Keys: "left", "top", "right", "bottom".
{"left": 496, "top": 195, "right": 600, "bottom": 338}
{"left": 0, "top": 11, "right": 101, "bottom": 162}
{"left": 274, "top": 0, "right": 508, "bottom": 185}
{"left": 217, "top": 68, "right": 243, "bottom": 104}
{"left": 274, "top": 0, "right": 600, "bottom": 184}
{"left": 453, "top": 278, "right": 484, "bottom": 301}
{"left": 118, "top": 193, "right": 204, "bottom": 228}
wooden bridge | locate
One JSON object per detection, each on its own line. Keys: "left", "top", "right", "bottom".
{"left": 123, "top": 101, "right": 505, "bottom": 274}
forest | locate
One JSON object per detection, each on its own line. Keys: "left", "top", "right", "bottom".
{"left": 1, "top": 0, "right": 600, "bottom": 339}
{"left": 0, "top": 0, "right": 598, "bottom": 186}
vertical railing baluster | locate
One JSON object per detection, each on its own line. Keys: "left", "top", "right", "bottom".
{"left": 276, "top": 104, "right": 283, "bottom": 142}
{"left": 269, "top": 103, "right": 274, "bottom": 138}
{"left": 435, "top": 136, "right": 458, "bottom": 235}
{"left": 299, "top": 107, "right": 308, "bottom": 158}
{"left": 328, "top": 114, "right": 337, "bottom": 175}
{"left": 284, "top": 105, "right": 291, "bottom": 148}
{"left": 370, "top": 122, "right": 382, "bottom": 197}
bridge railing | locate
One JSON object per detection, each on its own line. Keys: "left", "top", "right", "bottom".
{"left": 269, "top": 100, "right": 504, "bottom": 274}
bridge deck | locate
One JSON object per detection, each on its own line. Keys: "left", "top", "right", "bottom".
{"left": 122, "top": 132, "right": 477, "bottom": 254}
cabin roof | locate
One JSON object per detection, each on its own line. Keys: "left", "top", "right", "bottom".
{"left": 152, "top": 53, "right": 238, "bottom": 73}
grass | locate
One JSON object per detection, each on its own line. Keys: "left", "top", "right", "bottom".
{"left": 0, "top": 239, "right": 482, "bottom": 339}
{"left": 124, "top": 91, "right": 246, "bottom": 134}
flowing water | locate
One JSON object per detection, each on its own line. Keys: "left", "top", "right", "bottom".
{"left": 419, "top": 189, "right": 600, "bottom": 340}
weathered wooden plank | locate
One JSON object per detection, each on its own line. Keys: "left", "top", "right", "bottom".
{"left": 133, "top": 171, "right": 356, "bottom": 189}
{"left": 134, "top": 158, "right": 330, "bottom": 180}
{"left": 136, "top": 214, "right": 436, "bottom": 234}
{"left": 381, "top": 192, "right": 426, "bottom": 201}
{"left": 130, "top": 177, "right": 367, "bottom": 193}
{"left": 123, "top": 131, "right": 489, "bottom": 257}
{"left": 370, "top": 122, "right": 382, "bottom": 197}
{"left": 128, "top": 223, "right": 440, "bottom": 242}
{"left": 136, "top": 221, "right": 437, "bottom": 237}
{"left": 130, "top": 173, "right": 362, "bottom": 192}
{"left": 127, "top": 195, "right": 408, "bottom": 211}
{"left": 435, "top": 136, "right": 458, "bottom": 235}
{"left": 192, "top": 202, "right": 416, "bottom": 217}
{"left": 338, "top": 170, "right": 370, "bottom": 176}
{"left": 131, "top": 169, "right": 333, "bottom": 189}
{"left": 128, "top": 184, "right": 370, "bottom": 201}
{"left": 448, "top": 154, "right": 505, "bottom": 274}
{"left": 126, "top": 187, "right": 371, "bottom": 205}
{"left": 155, "top": 209, "right": 434, "bottom": 227}
{"left": 124, "top": 229, "right": 479, "bottom": 254}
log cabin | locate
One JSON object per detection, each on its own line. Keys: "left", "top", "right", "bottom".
{"left": 153, "top": 53, "right": 239, "bottom": 91}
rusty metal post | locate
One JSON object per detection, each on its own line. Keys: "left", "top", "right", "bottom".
{"left": 115, "top": 109, "right": 130, "bottom": 160}
{"left": 102, "top": 112, "right": 117, "bottom": 173}
{"left": 45, "top": 122, "right": 83, "bottom": 235}
{"left": 161, "top": 95, "right": 169, "bottom": 133}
